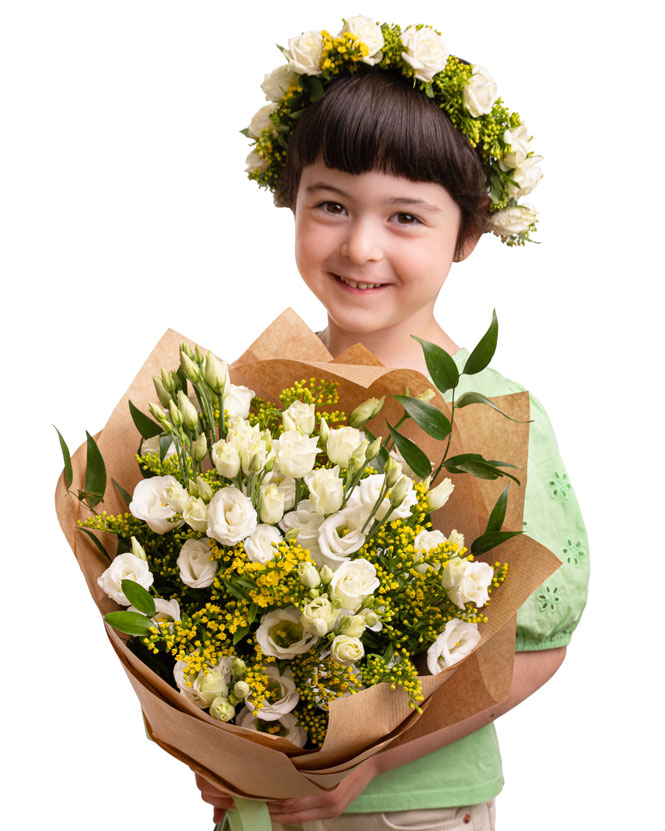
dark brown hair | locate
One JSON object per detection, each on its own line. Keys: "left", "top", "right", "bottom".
{"left": 275, "top": 68, "right": 488, "bottom": 256}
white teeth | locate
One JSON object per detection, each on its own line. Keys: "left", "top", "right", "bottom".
{"left": 337, "top": 275, "right": 383, "bottom": 290}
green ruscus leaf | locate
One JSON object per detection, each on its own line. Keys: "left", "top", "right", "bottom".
{"left": 411, "top": 336, "right": 459, "bottom": 394}
{"left": 112, "top": 478, "right": 133, "bottom": 507}
{"left": 393, "top": 395, "right": 451, "bottom": 441}
{"left": 129, "top": 400, "right": 162, "bottom": 440}
{"left": 455, "top": 391, "right": 530, "bottom": 423}
{"left": 485, "top": 483, "right": 510, "bottom": 535}
{"left": 84, "top": 431, "right": 106, "bottom": 507}
{"left": 471, "top": 530, "right": 522, "bottom": 557}
{"left": 53, "top": 426, "right": 73, "bottom": 489}
{"left": 120, "top": 579, "right": 156, "bottom": 616}
{"left": 386, "top": 422, "right": 432, "bottom": 479}
{"left": 463, "top": 309, "right": 498, "bottom": 375}
{"left": 105, "top": 611, "right": 155, "bottom": 637}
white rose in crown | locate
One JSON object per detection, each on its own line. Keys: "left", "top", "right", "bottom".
{"left": 261, "top": 64, "right": 299, "bottom": 102}
{"left": 487, "top": 203, "right": 537, "bottom": 236}
{"left": 284, "top": 30, "right": 324, "bottom": 76}
{"left": 330, "top": 558, "right": 380, "bottom": 612}
{"left": 206, "top": 486, "right": 258, "bottom": 545}
{"left": 508, "top": 155, "right": 543, "bottom": 198}
{"left": 326, "top": 426, "right": 364, "bottom": 468}
{"left": 304, "top": 466, "right": 344, "bottom": 515}
{"left": 238, "top": 709, "right": 307, "bottom": 748}
{"left": 244, "top": 523, "right": 282, "bottom": 564}
{"left": 283, "top": 400, "right": 316, "bottom": 434}
{"left": 244, "top": 666, "right": 299, "bottom": 721}
{"left": 97, "top": 552, "right": 154, "bottom": 605}
{"left": 499, "top": 124, "right": 531, "bottom": 170}
{"left": 441, "top": 557, "right": 494, "bottom": 609}
{"left": 412, "top": 528, "right": 448, "bottom": 573}
{"left": 223, "top": 384, "right": 255, "bottom": 420}
{"left": 130, "top": 475, "right": 184, "bottom": 534}
{"left": 275, "top": 430, "right": 320, "bottom": 478}
{"left": 400, "top": 25, "right": 448, "bottom": 83}
{"left": 256, "top": 606, "right": 319, "bottom": 658}
{"left": 245, "top": 149, "right": 268, "bottom": 174}
{"left": 177, "top": 538, "right": 217, "bottom": 589}
{"left": 317, "top": 507, "right": 367, "bottom": 568}
{"left": 248, "top": 102, "right": 278, "bottom": 140}
{"left": 463, "top": 65, "right": 498, "bottom": 117}
{"left": 173, "top": 656, "right": 231, "bottom": 708}
{"left": 280, "top": 499, "right": 325, "bottom": 563}
{"left": 340, "top": 15, "right": 384, "bottom": 65}
{"left": 427, "top": 619, "right": 481, "bottom": 673}
{"left": 331, "top": 634, "right": 365, "bottom": 666}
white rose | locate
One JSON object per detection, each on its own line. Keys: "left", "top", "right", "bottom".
{"left": 244, "top": 524, "right": 282, "bottom": 564}
{"left": 182, "top": 496, "right": 208, "bottom": 533}
{"left": 223, "top": 384, "right": 255, "bottom": 419}
{"left": 330, "top": 634, "right": 365, "bottom": 666}
{"left": 97, "top": 552, "right": 154, "bottom": 605}
{"left": 441, "top": 558, "right": 494, "bottom": 608}
{"left": 245, "top": 665, "right": 299, "bottom": 721}
{"left": 206, "top": 486, "right": 258, "bottom": 545}
{"left": 329, "top": 558, "right": 380, "bottom": 612}
{"left": 280, "top": 499, "right": 325, "bottom": 563}
{"left": 238, "top": 708, "right": 307, "bottom": 748}
{"left": 245, "top": 149, "right": 268, "bottom": 174}
{"left": 487, "top": 203, "right": 537, "bottom": 237}
{"left": 261, "top": 63, "right": 299, "bottom": 101}
{"left": 326, "top": 426, "right": 364, "bottom": 468}
{"left": 129, "top": 475, "right": 184, "bottom": 534}
{"left": 427, "top": 619, "right": 480, "bottom": 674}
{"left": 211, "top": 439, "right": 241, "bottom": 479}
{"left": 284, "top": 30, "right": 324, "bottom": 76}
{"left": 412, "top": 529, "right": 448, "bottom": 573}
{"left": 255, "top": 607, "right": 318, "bottom": 659}
{"left": 259, "top": 483, "right": 285, "bottom": 524}
{"left": 283, "top": 400, "right": 316, "bottom": 434}
{"left": 276, "top": 430, "right": 319, "bottom": 479}
{"left": 173, "top": 657, "right": 231, "bottom": 708}
{"left": 508, "top": 155, "right": 544, "bottom": 198}
{"left": 340, "top": 15, "right": 384, "bottom": 65}
{"left": 302, "top": 595, "right": 338, "bottom": 637}
{"left": 337, "top": 614, "right": 366, "bottom": 638}
{"left": 463, "top": 65, "right": 498, "bottom": 117}
{"left": 317, "top": 507, "right": 367, "bottom": 568}
{"left": 177, "top": 538, "right": 218, "bottom": 589}
{"left": 400, "top": 26, "right": 448, "bottom": 83}
{"left": 304, "top": 466, "right": 344, "bottom": 515}
{"left": 499, "top": 124, "right": 531, "bottom": 170}
{"left": 209, "top": 696, "right": 235, "bottom": 722}
{"left": 248, "top": 102, "right": 278, "bottom": 140}
{"left": 141, "top": 435, "right": 175, "bottom": 459}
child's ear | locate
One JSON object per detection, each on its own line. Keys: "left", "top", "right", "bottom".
{"left": 454, "top": 223, "right": 484, "bottom": 262}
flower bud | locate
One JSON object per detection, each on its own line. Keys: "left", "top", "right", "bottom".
{"left": 282, "top": 412, "right": 297, "bottom": 432}
{"left": 298, "top": 562, "right": 321, "bottom": 589}
{"left": 264, "top": 456, "right": 275, "bottom": 473}
{"left": 249, "top": 452, "right": 264, "bottom": 474}
{"left": 180, "top": 351, "right": 200, "bottom": 383}
{"left": 338, "top": 614, "right": 365, "bottom": 638}
{"left": 203, "top": 351, "right": 228, "bottom": 395}
{"left": 348, "top": 396, "right": 385, "bottom": 428}
{"left": 389, "top": 475, "right": 410, "bottom": 508}
{"left": 169, "top": 400, "right": 183, "bottom": 428}
{"left": 231, "top": 657, "right": 246, "bottom": 679}
{"left": 426, "top": 478, "right": 455, "bottom": 512}
{"left": 149, "top": 402, "right": 168, "bottom": 424}
{"left": 191, "top": 433, "right": 208, "bottom": 463}
{"left": 319, "top": 565, "right": 333, "bottom": 585}
{"left": 153, "top": 376, "right": 171, "bottom": 408}
{"left": 365, "top": 436, "right": 382, "bottom": 462}
{"left": 161, "top": 367, "right": 175, "bottom": 393}
{"left": 209, "top": 696, "right": 235, "bottom": 723}
{"left": 364, "top": 611, "right": 380, "bottom": 627}
{"left": 130, "top": 536, "right": 147, "bottom": 561}
{"left": 319, "top": 416, "right": 330, "bottom": 445}
{"left": 177, "top": 391, "right": 199, "bottom": 431}
{"left": 350, "top": 439, "right": 369, "bottom": 467}
{"left": 384, "top": 456, "right": 402, "bottom": 487}
{"left": 196, "top": 476, "right": 213, "bottom": 503}
{"left": 284, "top": 526, "right": 300, "bottom": 542}
{"left": 233, "top": 680, "right": 250, "bottom": 699}
{"left": 187, "top": 480, "right": 199, "bottom": 497}
{"left": 416, "top": 388, "right": 436, "bottom": 403}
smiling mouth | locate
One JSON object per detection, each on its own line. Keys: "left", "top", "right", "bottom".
{"left": 334, "top": 274, "right": 387, "bottom": 290}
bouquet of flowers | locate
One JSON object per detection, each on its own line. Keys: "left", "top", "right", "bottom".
{"left": 55, "top": 310, "right": 559, "bottom": 821}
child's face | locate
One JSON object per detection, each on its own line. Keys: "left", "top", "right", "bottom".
{"left": 293, "top": 159, "right": 466, "bottom": 338}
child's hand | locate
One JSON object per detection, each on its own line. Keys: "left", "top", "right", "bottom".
{"left": 194, "top": 772, "right": 235, "bottom": 825}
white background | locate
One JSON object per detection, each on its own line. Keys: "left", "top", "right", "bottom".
{"left": 2, "top": 1, "right": 662, "bottom": 828}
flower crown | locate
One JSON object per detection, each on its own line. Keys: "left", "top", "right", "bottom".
{"left": 244, "top": 16, "right": 543, "bottom": 246}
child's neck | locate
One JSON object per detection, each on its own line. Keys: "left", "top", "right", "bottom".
{"left": 318, "top": 312, "right": 459, "bottom": 376}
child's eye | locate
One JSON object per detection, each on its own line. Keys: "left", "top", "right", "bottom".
{"left": 317, "top": 201, "right": 346, "bottom": 215}
{"left": 393, "top": 212, "right": 421, "bottom": 225}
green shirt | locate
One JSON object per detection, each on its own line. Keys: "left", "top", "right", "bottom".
{"left": 347, "top": 349, "right": 590, "bottom": 812}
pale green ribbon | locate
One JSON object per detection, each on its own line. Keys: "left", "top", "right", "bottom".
{"left": 214, "top": 797, "right": 272, "bottom": 831}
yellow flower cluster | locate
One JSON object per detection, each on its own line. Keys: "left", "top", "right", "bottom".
{"left": 320, "top": 30, "right": 369, "bottom": 74}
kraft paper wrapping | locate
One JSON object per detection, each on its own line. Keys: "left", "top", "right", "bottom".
{"left": 55, "top": 308, "right": 561, "bottom": 799}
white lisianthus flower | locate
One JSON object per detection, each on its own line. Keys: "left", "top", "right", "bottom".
{"left": 499, "top": 124, "right": 531, "bottom": 170}
{"left": 256, "top": 607, "right": 318, "bottom": 659}
{"left": 97, "top": 552, "right": 154, "bottom": 605}
{"left": 487, "top": 204, "right": 537, "bottom": 237}
{"left": 261, "top": 64, "right": 299, "bottom": 101}
{"left": 129, "top": 475, "right": 184, "bottom": 534}
{"left": 426, "top": 478, "right": 455, "bottom": 512}
{"left": 245, "top": 665, "right": 299, "bottom": 721}
{"left": 211, "top": 439, "right": 241, "bottom": 479}
{"left": 244, "top": 524, "right": 282, "bottom": 564}
{"left": 238, "top": 708, "right": 307, "bottom": 748}
{"left": 140, "top": 435, "right": 175, "bottom": 459}
{"left": 302, "top": 595, "right": 338, "bottom": 637}
{"left": 182, "top": 496, "right": 208, "bottom": 533}
{"left": 412, "top": 529, "right": 448, "bottom": 573}
{"left": 245, "top": 149, "right": 268, "bottom": 174}
{"left": 223, "top": 384, "right": 255, "bottom": 420}
{"left": 337, "top": 614, "right": 366, "bottom": 638}
{"left": 441, "top": 558, "right": 494, "bottom": 609}
{"left": 348, "top": 473, "right": 418, "bottom": 521}
{"left": 283, "top": 400, "right": 316, "bottom": 434}
{"left": 224, "top": 417, "right": 274, "bottom": 477}
{"left": 304, "top": 466, "right": 344, "bottom": 515}
{"left": 259, "top": 483, "right": 285, "bottom": 524}
{"left": 329, "top": 558, "right": 380, "bottom": 612}
{"left": 206, "top": 486, "right": 258, "bottom": 545}
{"left": 173, "top": 657, "right": 231, "bottom": 708}
{"left": 275, "top": 430, "right": 319, "bottom": 478}
{"left": 340, "top": 15, "right": 384, "bottom": 65}
{"left": 400, "top": 26, "right": 448, "bottom": 83}
{"left": 209, "top": 696, "right": 235, "bottom": 722}
{"left": 508, "top": 155, "right": 544, "bottom": 198}
{"left": 177, "top": 538, "right": 217, "bottom": 589}
{"left": 463, "top": 65, "right": 498, "bottom": 117}
{"left": 247, "top": 102, "right": 278, "bottom": 140}
{"left": 326, "top": 426, "right": 364, "bottom": 467}
{"left": 317, "top": 507, "right": 367, "bottom": 568}
{"left": 427, "top": 619, "right": 480, "bottom": 673}
{"left": 129, "top": 597, "right": 180, "bottom": 624}
{"left": 284, "top": 30, "right": 324, "bottom": 75}
{"left": 280, "top": 499, "right": 325, "bottom": 563}
{"left": 331, "top": 634, "right": 365, "bottom": 666}
{"left": 298, "top": 561, "right": 321, "bottom": 589}
{"left": 274, "top": 474, "right": 296, "bottom": 511}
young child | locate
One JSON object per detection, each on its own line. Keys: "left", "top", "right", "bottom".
{"left": 197, "top": 16, "right": 588, "bottom": 830}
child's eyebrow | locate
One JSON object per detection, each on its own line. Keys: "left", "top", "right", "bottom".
{"left": 305, "top": 183, "right": 441, "bottom": 213}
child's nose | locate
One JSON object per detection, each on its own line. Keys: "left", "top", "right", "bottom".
{"left": 340, "top": 221, "right": 383, "bottom": 265}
